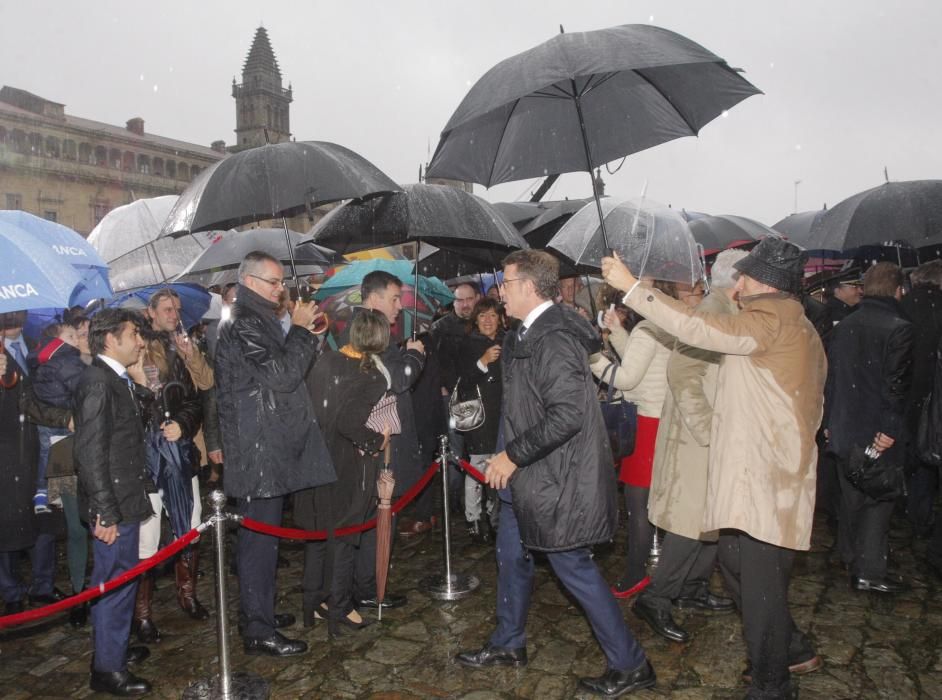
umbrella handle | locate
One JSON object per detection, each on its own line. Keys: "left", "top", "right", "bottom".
{"left": 384, "top": 442, "right": 391, "bottom": 468}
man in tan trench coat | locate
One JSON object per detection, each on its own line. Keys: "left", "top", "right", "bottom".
{"left": 603, "top": 237, "right": 827, "bottom": 700}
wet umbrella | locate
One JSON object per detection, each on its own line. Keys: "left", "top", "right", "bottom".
{"left": 103, "top": 283, "right": 211, "bottom": 330}
{"left": 88, "top": 196, "right": 216, "bottom": 291}
{"left": 145, "top": 381, "right": 194, "bottom": 540}
{"left": 0, "top": 222, "right": 84, "bottom": 312}
{"left": 0, "top": 211, "right": 113, "bottom": 305}
{"left": 687, "top": 214, "right": 779, "bottom": 255}
{"left": 174, "top": 228, "right": 340, "bottom": 281}
{"left": 805, "top": 180, "right": 942, "bottom": 251}
{"left": 492, "top": 201, "right": 547, "bottom": 229}
{"left": 520, "top": 198, "right": 593, "bottom": 248}
{"left": 547, "top": 197, "right": 702, "bottom": 285}
{"left": 375, "top": 445, "right": 395, "bottom": 621}
{"left": 771, "top": 209, "right": 827, "bottom": 249}
{"left": 158, "top": 141, "right": 400, "bottom": 289}
{"left": 425, "top": 23, "right": 760, "bottom": 248}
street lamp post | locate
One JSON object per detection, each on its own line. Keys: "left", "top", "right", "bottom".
{"left": 794, "top": 179, "right": 802, "bottom": 214}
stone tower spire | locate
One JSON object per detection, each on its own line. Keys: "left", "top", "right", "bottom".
{"left": 231, "top": 26, "right": 293, "bottom": 151}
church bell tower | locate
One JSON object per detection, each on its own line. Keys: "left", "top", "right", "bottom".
{"left": 231, "top": 26, "right": 293, "bottom": 151}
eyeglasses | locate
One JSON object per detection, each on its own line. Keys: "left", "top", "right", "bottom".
{"left": 249, "top": 274, "right": 285, "bottom": 288}
{"left": 499, "top": 278, "right": 525, "bottom": 287}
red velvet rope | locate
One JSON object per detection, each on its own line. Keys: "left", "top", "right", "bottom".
{"left": 240, "top": 459, "right": 441, "bottom": 540}
{"left": 0, "top": 527, "right": 203, "bottom": 629}
{"left": 456, "top": 457, "right": 487, "bottom": 484}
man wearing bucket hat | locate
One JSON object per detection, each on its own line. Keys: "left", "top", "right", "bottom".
{"left": 602, "top": 237, "right": 827, "bottom": 700}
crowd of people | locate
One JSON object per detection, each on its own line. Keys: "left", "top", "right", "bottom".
{"left": 2, "top": 241, "right": 942, "bottom": 699}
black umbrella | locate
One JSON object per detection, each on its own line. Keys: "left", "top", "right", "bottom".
{"left": 771, "top": 209, "right": 827, "bottom": 249}
{"left": 159, "top": 141, "right": 399, "bottom": 288}
{"left": 492, "top": 201, "right": 546, "bottom": 229}
{"left": 520, "top": 198, "right": 593, "bottom": 248}
{"left": 805, "top": 180, "right": 942, "bottom": 251}
{"left": 174, "top": 228, "right": 341, "bottom": 281}
{"left": 687, "top": 214, "right": 778, "bottom": 255}
{"left": 425, "top": 24, "right": 760, "bottom": 248}
{"left": 302, "top": 183, "right": 527, "bottom": 336}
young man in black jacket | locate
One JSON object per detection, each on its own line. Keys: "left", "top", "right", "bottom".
{"left": 73, "top": 309, "right": 153, "bottom": 696}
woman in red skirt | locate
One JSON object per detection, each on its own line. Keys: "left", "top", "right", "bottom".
{"left": 591, "top": 280, "right": 702, "bottom": 597}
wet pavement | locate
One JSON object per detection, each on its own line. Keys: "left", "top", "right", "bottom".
{"left": 2, "top": 500, "right": 942, "bottom": 699}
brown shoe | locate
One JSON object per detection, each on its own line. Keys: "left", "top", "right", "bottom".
{"left": 742, "top": 655, "right": 822, "bottom": 683}
{"left": 399, "top": 518, "right": 433, "bottom": 537}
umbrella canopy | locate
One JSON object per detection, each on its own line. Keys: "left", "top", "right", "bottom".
{"left": 770, "top": 209, "right": 827, "bottom": 249}
{"left": 303, "top": 183, "right": 528, "bottom": 265}
{"left": 805, "top": 180, "right": 942, "bottom": 251}
{"left": 547, "top": 198, "right": 702, "bottom": 284}
{"left": 315, "top": 260, "right": 453, "bottom": 306}
{"left": 88, "top": 196, "right": 214, "bottom": 291}
{"left": 687, "top": 214, "right": 778, "bottom": 255}
{"left": 492, "top": 201, "right": 546, "bottom": 229}
{"left": 520, "top": 198, "right": 593, "bottom": 248}
{"left": 159, "top": 141, "right": 400, "bottom": 237}
{"left": 174, "top": 228, "right": 340, "bottom": 280}
{"left": 0, "top": 222, "right": 85, "bottom": 312}
{"left": 0, "top": 211, "right": 112, "bottom": 306}
{"left": 103, "top": 283, "right": 211, "bottom": 330}
{"left": 426, "top": 23, "right": 760, "bottom": 247}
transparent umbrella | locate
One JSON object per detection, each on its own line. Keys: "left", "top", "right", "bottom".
{"left": 547, "top": 198, "right": 702, "bottom": 285}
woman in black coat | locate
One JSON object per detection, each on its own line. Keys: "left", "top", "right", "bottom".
{"left": 456, "top": 299, "right": 505, "bottom": 542}
{"left": 295, "top": 311, "right": 392, "bottom": 634}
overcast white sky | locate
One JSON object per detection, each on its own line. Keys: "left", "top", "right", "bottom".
{"left": 2, "top": 0, "right": 939, "bottom": 225}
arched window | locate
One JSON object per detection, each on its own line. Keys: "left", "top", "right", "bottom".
{"left": 178, "top": 163, "right": 189, "bottom": 181}
{"left": 29, "top": 132, "right": 42, "bottom": 154}
{"left": 153, "top": 157, "right": 164, "bottom": 176}
{"left": 109, "top": 148, "right": 122, "bottom": 168}
{"left": 94, "top": 145, "right": 107, "bottom": 166}
{"left": 137, "top": 154, "right": 151, "bottom": 174}
{"left": 78, "top": 142, "right": 92, "bottom": 163}
{"left": 0, "top": 126, "right": 7, "bottom": 147}
{"left": 190, "top": 165, "right": 201, "bottom": 178}
{"left": 44, "top": 135, "right": 60, "bottom": 158}
{"left": 166, "top": 160, "right": 177, "bottom": 179}
{"left": 62, "top": 139, "right": 76, "bottom": 160}
{"left": 123, "top": 151, "right": 135, "bottom": 171}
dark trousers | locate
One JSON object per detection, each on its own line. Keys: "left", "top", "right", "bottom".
{"left": 237, "top": 496, "right": 283, "bottom": 639}
{"left": 637, "top": 531, "right": 718, "bottom": 613}
{"left": 816, "top": 445, "right": 840, "bottom": 524}
{"left": 490, "top": 498, "right": 646, "bottom": 672}
{"left": 89, "top": 522, "right": 140, "bottom": 673}
{"left": 837, "top": 461, "right": 894, "bottom": 579}
{"left": 303, "top": 533, "right": 374, "bottom": 617}
{"left": 0, "top": 531, "right": 56, "bottom": 603}
{"left": 622, "top": 485, "right": 654, "bottom": 588}
{"left": 906, "top": 447, "right": 938, "bottom": 534}
{"left": 718, "top": 532, "right": 811, "bottom": 699}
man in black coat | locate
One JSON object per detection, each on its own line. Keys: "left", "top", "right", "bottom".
{"left": 825, "top": 276, "right": 863, "bottom": 325}
{"left": 826, "top": 262, "right": 914, "bottom": 593}
{"left": 215, "top": 251, "right": 334, "bottom": 656}
{"left": 455, "top": 251, "right": 654, "bottom": 697}
{"left": 73, "top": 309, "right": 154, "bottom": 696}
{"left": 901, "top": 261, "right": 942, "bottom": 536}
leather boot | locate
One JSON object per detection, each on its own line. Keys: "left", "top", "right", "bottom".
{"left": 131, "top": 573, "right": 161, "bottom": 643}
{"left": 175, "top": 549, "right": 209, "bottom": 620}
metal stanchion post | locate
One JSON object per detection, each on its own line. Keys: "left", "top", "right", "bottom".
{"left": 183, "top": 491, "right": 270, "bottom": 700}
{"left": 647, "top": 528, "right": 662, "bottom": 571}
{"left": 419, "top": 435, "right": 479, "bottom": 600}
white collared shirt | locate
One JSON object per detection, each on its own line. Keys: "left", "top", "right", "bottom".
{"left": 97, "top": 353, "right": 129, "bottom": 380}
{"left": 521, "top": 300, "right": 554, "bottom": 332}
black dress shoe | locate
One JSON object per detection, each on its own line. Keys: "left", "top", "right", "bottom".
{"left": 132, "top": 618, "right": 161, "bottom": 644}
{"left": 126, "top": 646, "right": 150, "bottom": 665}
{"left": 89, "top": 669, "right": 152, "bottom": 696}
{"left": 850, "top": 575, "right": 909, "bottom": 594}
{"left": 455, "top": 644, "right": 527, "bottom": 668}
{"left": 28, "top": 587, "right": 67, "bottom": 605}
{"left": 633, "top": 597, "right": 689, "bottom": 643}
{"left": 69, "top": 602, "right": 89, "bottom": 628}
{"left": 274, "top": 612, "right": 295, "bottom": 628}
{"left": 579, "top": 660, "right": 656, "bottom": 697}
{"left": 357, "top": 592, "right": 407, "bottom": 609}
{"left": 674, "top": 591, "right": 736, "bottom": 613}
{"left": 243, "top": 631, "right": 308, "bottom": 657}
{"left": 3, "top": 600, "right": 24, "bottom": 615}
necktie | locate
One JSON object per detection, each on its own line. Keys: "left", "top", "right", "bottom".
{"left": 9, "top": 341, "right": 28, "bottom": 376}
{"left": 518, "top": 325, "right": 528, "bottom": 341}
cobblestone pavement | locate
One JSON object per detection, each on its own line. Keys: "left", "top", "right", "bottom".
{"left": 2, "top": 500, "right": 942, "bottom": 699}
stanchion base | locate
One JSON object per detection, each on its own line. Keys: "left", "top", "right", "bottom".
{"left": 182, "top": 672, "right": 270, "bottom": 700}
{"left": 420, "top": 572, "right": 480, "bottom": 601}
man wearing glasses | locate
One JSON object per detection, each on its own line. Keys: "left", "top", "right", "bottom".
{"left": 215, "top": 251, "right": 334, "bottom": 656}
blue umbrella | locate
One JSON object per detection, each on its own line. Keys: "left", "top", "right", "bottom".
{"left": 0, "top": 211, "right": 112, "bottom": 306}
{"left": 104, "top": 283, "right": 211, "bottom": 330}
{"left": 0, "top": 222, "right": 84, "bottom": 313}
{"left": 315, "top": 259, "right": 454, "bottom": 306}
{"left": 145, "top": 381, "right": 194, "bottom": 540}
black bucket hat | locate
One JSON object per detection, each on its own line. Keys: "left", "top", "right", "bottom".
{"left": 733, "top": 237, "right": 807, "bottom": 294}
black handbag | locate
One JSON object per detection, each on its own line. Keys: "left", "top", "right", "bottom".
{"left": 599, "top": 363, "right": 637, "bottom": 460}
{"left": 449, "top": 379, "right": 485, "bottom": 432}
{"left": 843, "top": 444, "right": 905, "bottom": 501}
